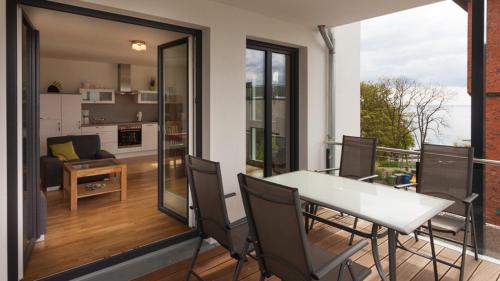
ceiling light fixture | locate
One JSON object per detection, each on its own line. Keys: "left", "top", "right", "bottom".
{"left": 131, "top": 40, "right": 147, "bottom": 51}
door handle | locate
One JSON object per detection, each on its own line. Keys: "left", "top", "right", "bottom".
{"left": 78, "top": 121, "right": 81, "bottom": 129}
{"left": 58, "top": 121, "right": 61, "bottom": 132}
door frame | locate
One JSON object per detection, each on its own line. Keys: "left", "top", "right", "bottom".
{"left": 8, "top": 1, "right": 204, "bottom": 280}
{"left": 246, "top": 39, "right": 299, "bottom": 177}
{"left": 21, "top": 10, "right": 41, "bottom": 267}
{"left": 157, "top": 37, "right": 191, "bottom": 223}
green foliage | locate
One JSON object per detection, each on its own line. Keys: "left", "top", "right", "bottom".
{"left": 360, "top": 81, "right": 414, "bottom": 149}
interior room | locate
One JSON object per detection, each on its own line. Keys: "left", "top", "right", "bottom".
{"left": 22, "top": 6, "right": 193, "bottom": 280}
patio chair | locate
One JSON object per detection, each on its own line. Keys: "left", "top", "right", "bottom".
{"left": 310, "top": 135, "right": 378, "bottom": 245}
{"left": 395, "top": 144, "right": 479, "bottom": 281}
{"left": 238, "top": 173, "right": 371, "bottom": 281}
{"left": 184, "top": 155, "right": 251, "bottom": 281}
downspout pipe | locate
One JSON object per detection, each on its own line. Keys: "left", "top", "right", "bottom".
{"left": 318, "top": 25, "right": 336, "bottom": 169}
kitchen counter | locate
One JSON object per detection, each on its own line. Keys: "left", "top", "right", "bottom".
{"left": 81, "top": 121, "right": 157, "bottom": 127}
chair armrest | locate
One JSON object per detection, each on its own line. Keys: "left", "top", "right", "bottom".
{"left": 312, "top": 240, "right": 369, "bottom": 280}
{"left": 463, "top": 193, "right": 479, "bottom": 204}
{"left": 358, "top": 174, "right": 379, "bottom": 182}
{"left": 224, "top": 192, "right": 237, "bottom": 199}
{"left": 228, "top": 217, "right": 247, "bottom": 229}
{"left": 314, "top": 168, "right": 340, "bottom": 173}
{"left": 95, "top": 150, "right": 115, "bottom": 159}
{"left": 394, "top": 183, "right": 418, "bottom": 190}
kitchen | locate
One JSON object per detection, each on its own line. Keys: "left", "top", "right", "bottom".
{"left": 40, "top": 62, "right": 160, "bottom": 158}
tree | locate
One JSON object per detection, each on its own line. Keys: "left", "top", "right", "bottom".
{"left": 409, "top": 84, "right": 450, "bottom": 149}
{"left": 360, "top": 79, "right": 414, "bottom": 149}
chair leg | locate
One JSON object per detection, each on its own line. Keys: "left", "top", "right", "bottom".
{"left": 309, "top": 204, "right": 319, "bottom": 231}
{"left": 259, "top": 274, "right": 266, "bottom": 281}
{"left": 184, "top": 237, "right": 203, "bottom": 281}
{"left": 348, "top": 217, "right": 358, "bottom": 246}
{"left": 470, "top": 205, "right": 479, "bottom": 261}
{"left": 232, "top": 241, "right": 250, "bottom": 281}
{"left": 459, "top": 207, "right": 472, "bottom": 281}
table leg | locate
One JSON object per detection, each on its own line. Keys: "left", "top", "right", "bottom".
{"left": 63, "top": 170, "right": 68, "bottom": 201}
{"left": 427, "top": 220, "right": 439, "bottom": 281}
{"left": 371, "top": 224, "right": 389, "bottom": 281}
{"left": 70, "top": 173, "right": 77, "bottom": 211}
{"left": 388, "top": 229, "right": 397, "bottom": 281}
{"left": 120, "top": 166, "right": 127, "bottom": 201}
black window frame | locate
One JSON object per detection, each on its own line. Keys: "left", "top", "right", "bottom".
{"left": 246, "top": 39, "right": 299, "bottom": 177}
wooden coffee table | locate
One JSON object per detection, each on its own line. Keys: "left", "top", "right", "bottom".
{"left": 63, "top": 158, "right": 127, "bottom": 211}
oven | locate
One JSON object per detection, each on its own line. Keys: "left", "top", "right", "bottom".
{"left": 118, "top": 124, "right": 142, "bottom": 148}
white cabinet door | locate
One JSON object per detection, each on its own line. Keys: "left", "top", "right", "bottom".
{"left": 40, "top": 119, "right": 61, "bottom": 156}
{"left": 61, "top": 95, "right": 82, "bottom": 135}
{"left": 142, "top": 123, "right": 158, "bottom": 151}
{"left": 40, "top": 94, "right": 61, "bottom": 120}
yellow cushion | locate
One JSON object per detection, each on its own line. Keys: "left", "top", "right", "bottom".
{"left": 49, "top": 141, "right": 80, "bottom": 161}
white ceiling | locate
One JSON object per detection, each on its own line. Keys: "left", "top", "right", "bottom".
{"left": 209, "top": 0, "right": 442, "bottom": 27}
{"left": 23, "top": 6, "right": 188, "bottom": 66}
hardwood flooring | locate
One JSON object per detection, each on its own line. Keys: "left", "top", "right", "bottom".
{"left": 138, "top": 209, "right": 500, "bottom": 281}
{"left": 23, "top": 155, "right": 190, "bottom": 281}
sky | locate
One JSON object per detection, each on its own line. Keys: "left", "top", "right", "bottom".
{"left": 361, "top": 0, "right": 468, "bottom": 90}
{"left": 360, "top": 0, "right": 471, "bottom": 144}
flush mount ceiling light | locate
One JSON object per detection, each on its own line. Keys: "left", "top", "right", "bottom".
{"left": 131, "top": 40, "right": 147, "bottom": 51}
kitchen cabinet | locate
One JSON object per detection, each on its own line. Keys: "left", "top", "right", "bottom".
{"left": 142, "top": 123, "right": 158, "bottom": 151}
{"left": 81, "top": 125, "right": 118, "bottom": 154}
{"left": 80, "top": 88, "right": 115, "bottom": 104}
{"left": 136, "top": 91, "right": 157, "bottom": 104}
{"left": 61, "top": 95, "right": 82, "bottom": 135}
{"left": 40, "top": 94, "right": 82, "bottom": 155}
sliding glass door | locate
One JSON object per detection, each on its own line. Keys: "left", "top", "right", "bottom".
{"left": 158, "top": 38, "right": 190, "bottom": 222}
{"left": 246, "top": 40, "right": 298, "bottom": 178}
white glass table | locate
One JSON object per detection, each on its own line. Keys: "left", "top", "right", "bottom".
{"left": 264, "top": 170, "right": 454, "bottom": 281}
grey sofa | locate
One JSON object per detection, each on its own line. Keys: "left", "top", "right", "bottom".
{"left": 40, "top": 134, "right": 115, "bottom": 190}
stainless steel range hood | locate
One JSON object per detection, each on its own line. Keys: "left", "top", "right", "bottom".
{"left": 118, "top": 64, "right": 136, "bottom": 94}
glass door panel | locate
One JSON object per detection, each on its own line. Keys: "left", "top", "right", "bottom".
{"left": 246, "top": 41, "right": 297, "bottom": 177}
{"left": 246, "top": 49, "right": 265, "bottom": 178}
{"left": 271, "top": 53, "right": 291, "bottom": 175}
{"left": 158, "top": 38, "right": 189, "bottom": 222}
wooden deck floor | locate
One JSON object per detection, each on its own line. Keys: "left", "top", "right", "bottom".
{"left": 138, "top": 210, "right": 500, "bottom": 281}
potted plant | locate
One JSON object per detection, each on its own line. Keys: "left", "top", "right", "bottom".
{"left": 47, "top": 81, "right": 63, "bottom": 93}
{"left": 148, "top": 78, "right": 156, "bottom": 91}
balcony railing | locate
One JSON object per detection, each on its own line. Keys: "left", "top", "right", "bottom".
{"left": 325, "top": 140, "right": 500, "bottom": 260}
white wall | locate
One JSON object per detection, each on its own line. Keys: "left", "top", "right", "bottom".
{"left": 40, "top": 57, "right": 156, "bottom": 93}
{"left": 0, "top": 0, "right": 8, "bottom": 280}
{"left": 71, "top": 0, "right": 360, "bottom": 220}
{"left": 333, "top": 23, "right": 362, "bottom": 165}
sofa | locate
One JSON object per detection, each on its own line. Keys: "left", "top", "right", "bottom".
{"left": 40, "top": 134, "right": 115, "bottom": 190}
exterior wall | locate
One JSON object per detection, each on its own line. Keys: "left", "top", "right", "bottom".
{"left": 467, "top": 0, "right": 500, "bottom": 225}
{"left": 0, "top": 0, "right": 7, "bottom": 279}
{"left": 75, "top": 0, "right": 360, "bottom": 219}
{"left": 485, "top": 0, "right": 500, "bottom": 225}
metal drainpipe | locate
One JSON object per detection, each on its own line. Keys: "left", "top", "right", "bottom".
{"left": 318, "top": 25, "right": 336, "bottom": 169}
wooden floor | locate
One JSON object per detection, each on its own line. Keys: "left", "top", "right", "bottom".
{"left": 23, "top": 155, "right": 190, "bottom": 281}
{"left": 138, "top": 210, "right": 500, "bottom": 281}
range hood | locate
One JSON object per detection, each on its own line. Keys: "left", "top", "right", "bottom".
{"left": 117, "top": 64, "right": 136, "bottom": 94}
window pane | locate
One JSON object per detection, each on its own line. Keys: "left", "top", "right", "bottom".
{"left": 246, "top": 49, "right": 265, "bottom": 177}
{"left": 271, "top": 53, "right": 290, "bottom": 175}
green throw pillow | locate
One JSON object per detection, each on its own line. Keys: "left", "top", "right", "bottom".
{"left": 50, "top": 141, "right": 80, "bottom": 161}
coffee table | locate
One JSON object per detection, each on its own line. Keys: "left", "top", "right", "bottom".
{"left": 63, "top": 158, "right": 127, "bottom": 211}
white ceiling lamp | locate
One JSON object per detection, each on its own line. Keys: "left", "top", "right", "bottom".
{"left": 131, "top": 40, "right": 147, "bottom": 51}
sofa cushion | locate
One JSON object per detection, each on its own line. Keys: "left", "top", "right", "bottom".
{"left": 47, "top": 135, "right": 101, "bottom": 159}
{"left": 49, "top": 141, "right": 80, "bottom": 161}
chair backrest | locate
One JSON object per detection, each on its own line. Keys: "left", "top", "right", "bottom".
{"left": 339, "top": 135, "right": 377, "bottom": 180}
{"left": 185, "top": 155, "right": 232, "bottom": 249}
{"left": 238, "top": 174, "right": 313, "bottom": 281}
{"left": 418, "top": 144, "right": 474, "bottom": 216}
{"left": 47, "top": 134, "right": 101, "bottom": 159}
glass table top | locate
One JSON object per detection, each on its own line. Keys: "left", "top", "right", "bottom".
{"left": 67, "top": 159, "right": 119, "bottom": 170}
{"left": 264, "top": 170, "right": 454, "bottom": 234}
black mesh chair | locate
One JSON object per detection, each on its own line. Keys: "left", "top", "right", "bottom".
{"left": 238, "top": 173, "right": 371, "bottom": 281}
{"left": 310, "top": 136, "right": 378, "bottom": 244}
{"left": 184, "top": 155, "right": 250, "bottom": 281}
{"left": 395, "top": 144, "right": 478, "bottom": 281}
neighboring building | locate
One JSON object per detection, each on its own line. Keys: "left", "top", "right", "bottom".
{"left": 464, "top": 0, "right": 500, "bottom": 225}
